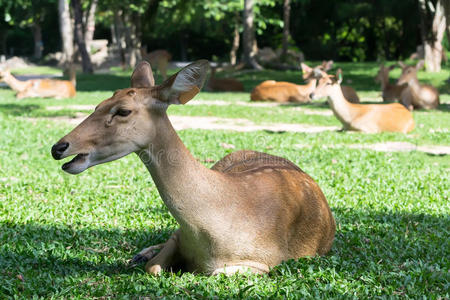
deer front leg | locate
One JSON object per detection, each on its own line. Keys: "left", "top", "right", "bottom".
{"left": 130, "top": 230, "right": 179, "bottom": 275}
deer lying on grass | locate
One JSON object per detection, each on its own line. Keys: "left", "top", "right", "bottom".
{"left": 0, "top": 68, "right": 76, "bottom": 99}
{"left": 250, "top": 63, "right": 318, "bottom": 103}
{"left": 206, "top": 66, "right": 244, "bottom": 92}
{"left": 310, "top": 69, "right": 414, "bottom": 133}
{"left": 397, "top": 61, "right": 439, "bottom": 110}
{"left": 141, "top": 48, "right": 171, "bottom": 81}
{"left": 374, "top": 64, "right": 407, "bottom": 102}
{"left": 51, "top": 60, "right": 335, "bottom": 275}
{"left": 315, "top": 60, "right": 360, "bottom": 104}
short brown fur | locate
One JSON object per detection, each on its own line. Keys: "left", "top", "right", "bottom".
{"left": 0, "top": 69, "right": 76, "bottom": 99}
{"left": 311, "top": 69, "right": 414, "bottom": 133}
{"left": 51, "top": 60, "right": 335, "bottom": 275}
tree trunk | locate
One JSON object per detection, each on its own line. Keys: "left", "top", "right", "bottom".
{"left": 230, "top": 14, "right": 240, "bottom": 65}
{"left": 242, "top": 0, "right": 262, "bottom": 69}
{"left": 84, "top": 0, "right": 98, "bottom": 50}
{"left": 420, "top": 0, "right": 446, "bottom": 72}
{"left": 113, "top": 10, "right": 127, "bottom": 69}
{"left": 123, "top": 11, "right": 142, "bottom": 68}
{"left": 71, "top": 0, "right": 93, "bottom": 73}
{"left": 281, "top": 0, "right": 291, "bottom": 62}
{"left": 32, "top": 22, "right": 43, "bottom": 59}
{"left": 58, "top": 0, "right": 74, "bottom": 67}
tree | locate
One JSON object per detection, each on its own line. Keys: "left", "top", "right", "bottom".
{"left": 71, "top": 0, "right": 93, "bottom": 73}
{"left": 58, "top": 0, "right": 73, "bottom": 67}
{"left": 419, "top": 0, "right": 447, "bottom": 72}
{"left": 242, "top": 0, "right": 262, "bottom": 69}
{"left": 280, "top": 0, "right": 291, "bottom": 62}
{"left": 84, "top": 0, "right": 98, "bottom": 50}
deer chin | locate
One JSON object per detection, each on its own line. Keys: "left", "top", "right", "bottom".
{"left": 62, "top": 153, "right": 90, "bottom": 174}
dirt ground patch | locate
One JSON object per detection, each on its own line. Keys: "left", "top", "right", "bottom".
{"left": 45, "top": 101, "right": 333, "bottom": 116}
{"left": 295, "top": 141, "right": 450, "bottom": 155}
{"left": 24, "top": 114, "right": 339, "bottom": 133}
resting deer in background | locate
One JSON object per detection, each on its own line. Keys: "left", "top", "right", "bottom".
{"left": 206, "top": 66, "right": 244, "bottom": 92}
{"left": 140, "top": 47, "right": 171, "bottom": 81}
{"left": 51, "top": 60, "right": 335, "bottom": 275}
{"left": 374, "top": 64, "right": 407, "bottom": 102}
{"left": 315, "top": 60, "right": 360, "bottom": 103}
{"left": 0, "top": 68, "right": 76, "bottom": 99}
{"left": 250, "top": 63, "right": 318, "bottom": 103}
{"left": 397, "top": 60, "right": 440, "bottom": 110}
{"left": 310, "top": 69, "right": 414, "bottom": 133}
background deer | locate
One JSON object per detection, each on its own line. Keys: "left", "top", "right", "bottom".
{"left": 140, "top": 48, "right": 171, "bottom": 81}
{"left": 374, "top": 64, "right": 407, "bottom": 102}
{"left": 0, "top": 68, "right": 76, "bottom": 99}
{"left": 310, "top": 69, "right": 414, "bottom": 133}
{"left": 250, "top": 62, "right": 317, "bottom": 103}
{"left": 397, "top": 60, "right": 440, "bottom": 110}
{"left": 51, "top": 60, "right": 335, "bottom": 275}
{"left": 315, "top": 60, "right": 360, "bottom": 103}
{"left": 206, "top": 66, "right": 245, "bottom": 92}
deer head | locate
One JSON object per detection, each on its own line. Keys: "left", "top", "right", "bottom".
{"left": 397, "top": 60, "right": 424, "bottom": 85}
{"left": 51, "top": 60, "right": 209, "bottom": 174}
{"left": 374, "top": 64, "right": 395, "bottom": 83}
{"left": 309, "top": 69, "right": 342, "bottom": 100}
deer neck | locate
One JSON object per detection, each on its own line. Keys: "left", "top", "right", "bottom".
{"left": 3, "top": 73, "right": 29, "bottom": 92}
{"left": 406, "top": 76, "right": 421, "bottom": 95}
{"left": 136, "top": 112, "right": 223, "bottom": 229}
{"left": 327, "top": 85, "right": 354, "bottom": 124}
{"left": 380, "top": 72, "right": 390, "bottom": 89}
{"left": 300, "top": 78, "right": 317, "bottom": 94}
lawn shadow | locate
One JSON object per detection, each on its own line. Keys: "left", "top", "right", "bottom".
{"left": 0, "top": 104, "right": 42, "bottom": 116}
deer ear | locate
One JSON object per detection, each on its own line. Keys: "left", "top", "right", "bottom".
{"left": 301, "top": 63, "right": 312, "bottom": 74}
{"left": 416, "top": 60, "right": 425, "bottom": 70}
{"left": 156, "top": 60, "right": 209, "bottom": 105}
{"left": 398, "top": 61, "right": 406, "bottom": 69}
{"left": 323, "top": 60, "right": 334, "bottom": 71}
{"left": 336, "top": 69, "right": 343, "bottom": 84}
{"left": 131, "top": 61, "right": 155, "bottom": 88}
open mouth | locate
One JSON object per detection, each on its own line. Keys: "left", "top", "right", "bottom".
{"left": 62, "top": 153, "right": 89, "bottom": 172}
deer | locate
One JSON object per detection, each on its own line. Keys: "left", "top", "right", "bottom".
{"left": 250, "top": 63, "right": 318, "bottom": 103}
{"left": 0, "top": 68, "right": 76, "bottom": 99}
{"left": 140, "top": 47, "right": 171, "bottom": 81}
{"left": 310, "top": 69, "right": 414, "bottom": 133}
{"left": 206, "top": 66, "right": 244, "bottom": 92}
{"left": 397, "top": 60, "right": 440, "bottom": 110}
{"left": 314, "top": 60, "right": 360, "bottom": 104}
{"left": 51, "top": 60, "right": 335, "bottom": 275}
{"left": 374, "top": 64, "right": 407, "bottom": 102}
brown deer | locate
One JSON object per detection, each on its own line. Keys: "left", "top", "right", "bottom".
{"left": 250, "top": 63, "right": 318, "bottom": 103}
{"left": 374, "top": 64, "right": 407, "bottom": 102}
{"left": 0, "top": 68, "right": 76, "bottom": 99}
{"left": 140, "top": 48, "right": 171, "bottom": 81}
{"left": 51, "top": 60, "right": 335, "bottom": 275}
{"left": 314, "top": 61, "right": 360, "bottom": 104}
{"left": 206, "top": 66, "right": 244, "bottom": 92}
{"left": 310, "top": 69, "right": 414, "bottom": 133}
{"left": 397, "top": 61, "right": 440, "bottom": 110}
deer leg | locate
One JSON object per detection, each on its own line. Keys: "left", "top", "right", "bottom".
{"left": 144, "top": 234, "right": 179, "bottom": 275}
{"left": 130, "top": 231, "right": 180, "bottom": 274}
{"left": 212, "top": 262, "right": 269, "bottom": 275}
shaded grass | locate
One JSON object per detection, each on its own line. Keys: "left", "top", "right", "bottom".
{"left": 0, "top": 62, "right": 449, "bottom": 298}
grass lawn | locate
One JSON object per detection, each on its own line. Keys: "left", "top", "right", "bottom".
{"left": 0, "top": 62, "right": 448, "bottom": 298}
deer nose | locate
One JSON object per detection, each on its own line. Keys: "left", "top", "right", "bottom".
{"left": 51, "top": 142, "right": 69, "bottom": 160}
{"left": 309, "top": 93, "right": 315, "bottom": 99}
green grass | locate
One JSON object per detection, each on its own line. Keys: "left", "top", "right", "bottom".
{"left": 0, "top": 62, "right": 449, "bottom": 298}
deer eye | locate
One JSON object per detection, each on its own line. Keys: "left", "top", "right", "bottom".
{"left": 116, "top": 109, "right": 132, "bottom": 117}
